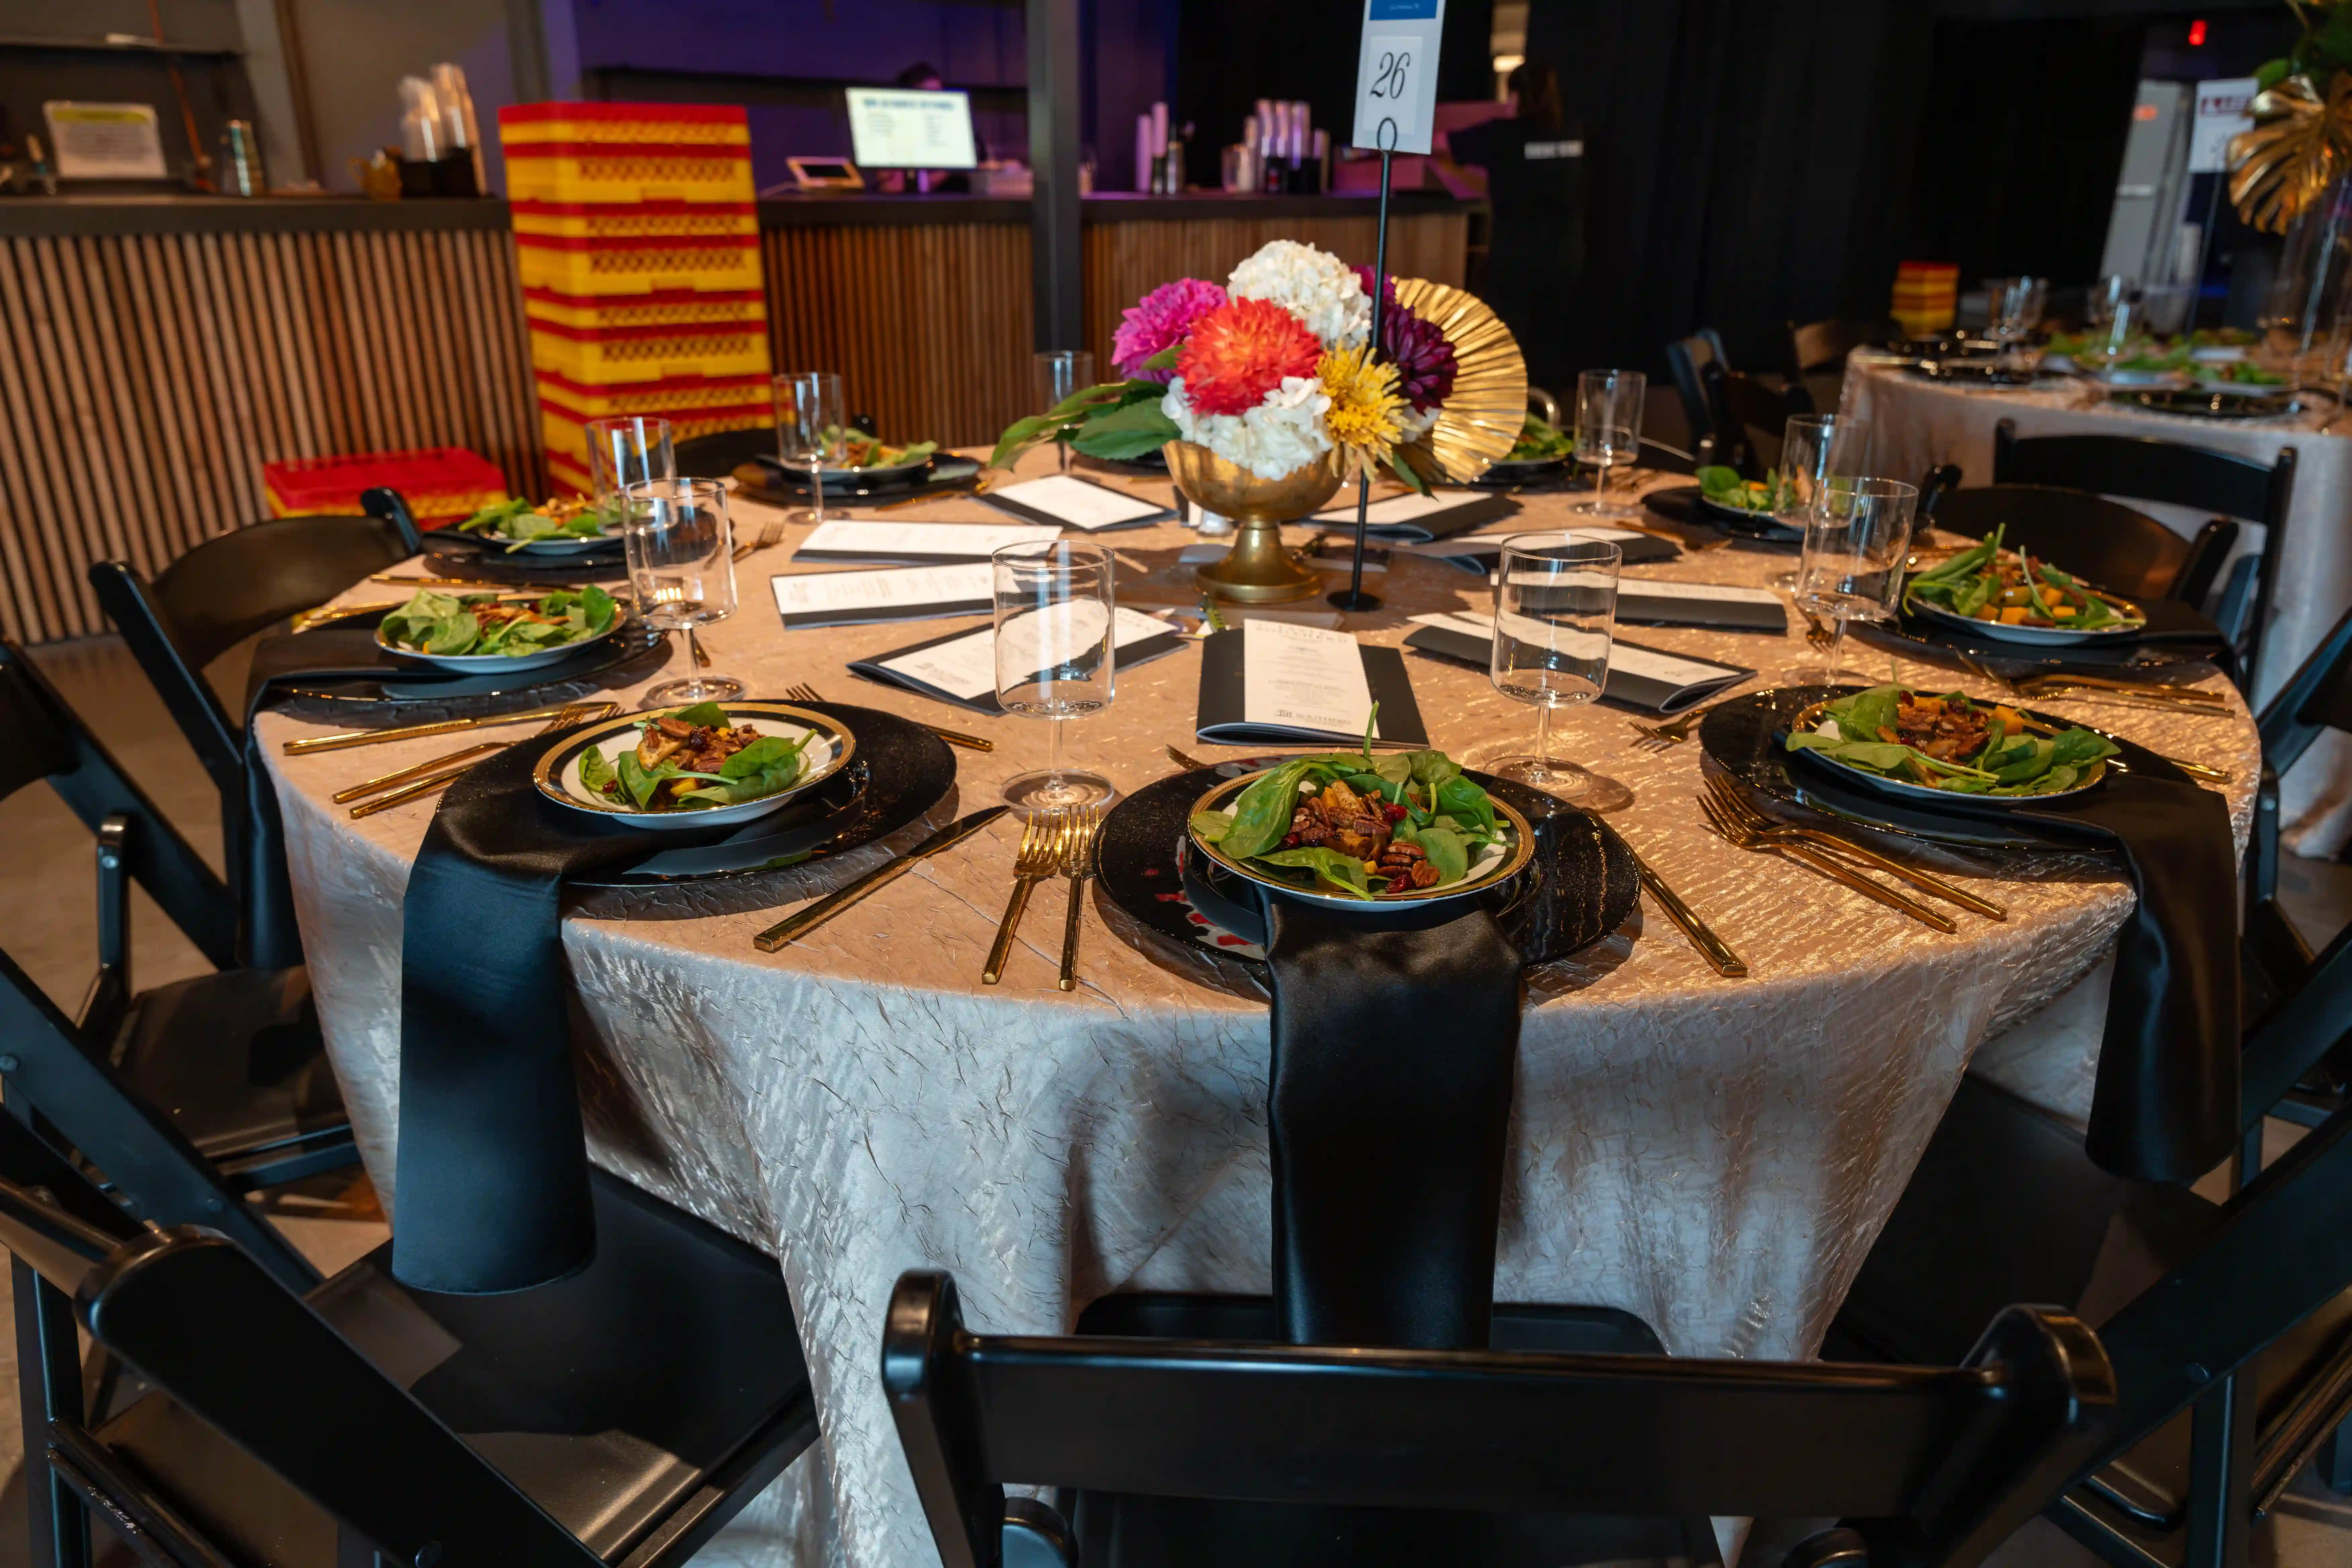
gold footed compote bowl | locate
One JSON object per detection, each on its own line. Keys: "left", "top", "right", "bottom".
{"left": 1165, "top": 441, "right": 1341, "bottom": 605}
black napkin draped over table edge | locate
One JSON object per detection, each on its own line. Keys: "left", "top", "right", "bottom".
{"left": 391, "top": 736, "right": 739, "bottom": 1294}
{"left": 1263, "top": 893, "right": 1523, "bottom": 1350}
{"left": 1713, "top": 688, "right": 2241, "bottom": 1184}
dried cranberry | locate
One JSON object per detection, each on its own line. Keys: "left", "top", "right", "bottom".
{"left": 1386, "top": 876, "right": 1413, "bottom": 895}
{"left": 1382, "top": 802, "right": 1407, "bottom": 823}
{"left": 1281, "top": 832, "right": 1303, "bottom": 849}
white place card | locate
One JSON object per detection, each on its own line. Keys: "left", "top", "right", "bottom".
{"left": 982, "top": 474, "right": 1169, "bottom": 531}
{"left": 1241, "top": 619, "right": 1378, "bottom": 739}
{"left": 873, "top": 607, "right": 1177, "bottom": 701}
{"left": 1610, "top": 580, "right": 1781, "bottom": 606}
{"left": 770, "top": 562, "right": 993, "bottom": 628}
{"left": 792, "top": 520, "right": 1060, "bottom": 565}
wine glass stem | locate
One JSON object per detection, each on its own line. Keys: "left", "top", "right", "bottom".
{"left": 684, "top": 624, "right": 701, "bottom": 673}
{"left": 808, "top": 459, "right": 826, "bottom": 527}
{"left": 1593, "top": 461, "right": 1608, "bottom": 511}
{"left": 1047, "top": 714, "right": 1067, "bottom": 780}
{"left": 1534, "top": 700, "right": 1553, "bottom": 766}
{"left": 1826, "top": 617, "right": 1847, "bottom": 683}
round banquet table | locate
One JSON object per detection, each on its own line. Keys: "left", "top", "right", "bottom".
{"left": 261, "top": 450, "right": 2260, "bottom": 1568}
{"left": 1843, "top": 354, "right": 2352, "bottom": 860}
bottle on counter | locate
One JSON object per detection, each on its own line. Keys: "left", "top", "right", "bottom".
{"left": 430, "top": 62, "right": 485, "bottom": 194}
{"left": 1261, "top": 102, "right": 1287, "bottom": 194}
{"left": 220, "top": 120, "right": 264, "bottom": 196}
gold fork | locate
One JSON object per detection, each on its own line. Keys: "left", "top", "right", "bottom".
{"left": 784, "top": 682, "right": 994, "bottom": 752}
{"left": 1056, "top": 805, "right": 1106, "bottom": 992}
{"left": 1697, "top": 790, "right": 1958, "bottom": 932}
{"left": 1627, "top": 693, "right": 1747, "bottom": 753}
{"left": 347, "top": 702, "right": 615, "bottom": 818}
{"left": 731, "top": 515, "right": 786, "bottom": 562}
{"left": 1796, "top": 605, "right": 1837, "bottom": 653}
{"left": 1702, "top": 774, "right": 2007, "bottom": 921}
{"left": 983, "top": 810, "right": 1073, "bottom": 985}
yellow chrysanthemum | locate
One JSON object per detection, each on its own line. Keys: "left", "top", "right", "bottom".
{"left": 1318, "top": 346, "right": 1408, "bottom": 476}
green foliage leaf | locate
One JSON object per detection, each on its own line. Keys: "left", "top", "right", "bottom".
{"left": 578, "top": 745, "right": 617, "bottom": 799}
{"left": 1415, "top": 824, "right": 1470, "bottom": 885}
{"left": 1070, "top": 400, "right": 1180, "bottom": 459}
{"left": 1254, "top": 846, "right": 1375, "bottom": 898}
{"left": 1188, "top": 810, "right": 1233, "bottom": 843}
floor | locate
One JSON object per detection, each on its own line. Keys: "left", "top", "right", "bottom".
{"left": 1, "top": 634, "right": 2348, "bottom": 1567}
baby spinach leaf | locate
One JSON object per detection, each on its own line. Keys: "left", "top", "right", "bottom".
{"left": 667, "top": 701, "right": 733, "bottom": 730}
{"left": 1433, "top": 775, "right": 1499, "bottom": 835}
{"left": 1415, "top": 825, "right": 1470, "bottom": 885}
{"left": 1220, "top": 760, "right": 1320, "bottom": 859}
{"left": 1255, "top": 847, "right": 1374, "bottom": 899}
{"left": 423, "top": 614, "right": 481, "bottom": 655}
{"left": 1188, "top": 811, "right": 1233, "bottom": 843}
{"left": 616, "top": 751, "right": 664, "bottom": 810}
{"left": 578, "top": 745, "right": 617, "bottom": 798}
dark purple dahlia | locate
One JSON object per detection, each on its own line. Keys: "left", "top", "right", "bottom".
{"left": 1352, "top": 265, "right": 1458, "bottom": 412}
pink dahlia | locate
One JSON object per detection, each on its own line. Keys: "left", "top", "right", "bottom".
{"left": 1176, "top": 298, "right": 1324, "bottom": 416}
{"left": 1112, "top": 278, "right": 1228, "bottom": 382}
{"left": 1352, "top": 266, "right": 1458, "bottom": 412}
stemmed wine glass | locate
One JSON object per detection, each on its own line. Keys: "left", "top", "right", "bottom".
{"left": 775, "top": 371, "right": 844, "bottom": 526}
{"left": 1035, "top": 350, "right": 1095, "bottom": 472}
{"left": 1573, "top": 369, "right": 1645, "bottom": 518}
{"left": 624, "top": 477, "right": 744, "bottom": 707}
{"left": 1795, "top": 477, "right": 1918, "bottom": 686}
{"left": 1770, "top": 414, "right": 1869, "bottom": 589}
{"left": 993, "top": 539, "right": 1118, "bottom": 813}
{"left": 584, "top": 416, "right": 674, "bottom": 518}
{"left": 1984, "top": 276, "right": 2047, "bottom": 370}
{"left": 1476, "top": 533, "right": 1621, "bottom": 798}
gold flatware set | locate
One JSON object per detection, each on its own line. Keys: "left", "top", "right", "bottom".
{"left": 784, "top": 682, "right": 992, "bottom": 752}
{"left": 341, "top": 702, "right": 617, "bottom": 818}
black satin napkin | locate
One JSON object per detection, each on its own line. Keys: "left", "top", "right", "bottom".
{"left": 1263, "top": 895, "right": 1523, "bottom": 1349}
{"left": 239, "top": 625, "right": 466, "bottom": 968}
{"left": 1997, "top": 773, "right": 2241, "bottom": 1182}
{"left": 391, "top": 737, "right": 724, "bottom": 1294}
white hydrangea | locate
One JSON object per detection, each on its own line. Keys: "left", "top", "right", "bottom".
{"left": 1226, "top": 240, "right": 1370, "bottom": 350}
{"left": 1162, "top": 374, "right": 1333, "bottom": 480}
{"left": 1395, "top": 404, "right": 1439, "bottom": 441}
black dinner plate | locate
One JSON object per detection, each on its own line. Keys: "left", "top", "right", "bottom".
{"left": 420, "top": 544, "right": 631, "bottom": 585}
{"left": 747, "top": 453, "right": 984, "bottom": 499}
{"left": 1698, "top": 685, "right": 2192, "bottom": 850}
{"left": 1097, "top": 761, "right": 1638, "bottom": 974}
{"left": 1907, "top": 361, "right": 2043, "bottom": 388}
{"left": 1473, "top": 454, "right": 1571, "bottom": 488}
{"left": 276, "top": 620, "right": 668, "bottom": 704}
{"left": 565, "top": 703, "right": 956, "bottom": 888}
{"left": 2105, "top": 386, "right": 2298, "bottom": 420}
{"left": 428, "top": 527, "right": 626, "bottom": 565}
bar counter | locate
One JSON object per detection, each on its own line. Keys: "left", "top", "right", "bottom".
{"left": 0, "top": 191, "right": 1475, "bottom": 642}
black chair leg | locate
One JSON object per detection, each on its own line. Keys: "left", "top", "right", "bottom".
{"left": 2317, "top": 1418, "right": 2352, "bottom": 1495}
{"left": 14, "top": 1258, "right": 91, "bottom": 1568}
{"left": 2183, "top": 1370, "right": 2257, "bottom": 1568}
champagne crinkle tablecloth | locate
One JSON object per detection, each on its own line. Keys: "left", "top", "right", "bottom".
{"left": 263, "top": 454, "right": 2259, "bottom": 1568}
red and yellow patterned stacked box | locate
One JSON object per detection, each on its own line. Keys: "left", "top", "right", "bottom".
{"left": 498, "top": 103, "right": 772, "bottom": 494}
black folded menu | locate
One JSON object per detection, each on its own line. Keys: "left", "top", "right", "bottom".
{"left": 1611, "top": 579, "right": 1788, "bottom": 633}
{"left": 980, "top": 474, "right": 1173, "bottom": 531}
{"left": 769, "top": 563, "right": 993, "bottom": 628}
{"left": 848, "top": 608, "right": 1191, "bottom": 714}
{"left": 1404, "top": 613, "right": 1753, "bottom": 714}
{"left": 1305, "top": 489, "right": 1519, "bottom": 543}
{"left": 1196, "top": 621, "right": 1429, "bottom": 746}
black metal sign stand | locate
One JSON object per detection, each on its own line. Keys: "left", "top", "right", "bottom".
{"left": 1329, "top": 125, "right": 1396, "bottom": 614}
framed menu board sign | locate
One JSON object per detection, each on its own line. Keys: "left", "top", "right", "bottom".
{"left": 43, "top": 102, "right": 168, "bottom": 180}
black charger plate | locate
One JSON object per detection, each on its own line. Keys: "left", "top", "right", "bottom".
{"left": 743, "top": 453, "right": 985, "bottom": 501}
{"left": 2106, "top": 386, "right": 2298, "bottom": 420}
{"left": 1698, "top": 685, "right": 2193, "bottom": 850}
{"left": 566, "top": 703, "right": 956, "bottom": 888}
{"left": 1644, "top": 483, "right": 1801, "bottom": 542}
{"left": 1857, "top": 607, "right": 2224, "bottom": 676}
{"left": 1097, "top": 762, "right": 1638, "bottom": 974}
{"left": 420, "top": 543, "right": 631, "bottom": 585}
{"left": 276, "top": 621, "right": 668, "bottom": 704}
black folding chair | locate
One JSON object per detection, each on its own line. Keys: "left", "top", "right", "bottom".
{"left": 1788, "top": 318, "right": 1891, "bottom": 381}
{"left": 2241, "top": 604, "right": 2352, "bottom": 1103}
{"left": 1990, "top": 419, "right": 2297, "bottom": 680}
{"left": 1666, "top": 330, "right": 1734, "bottom": 467}
{"left": 0, "top": 642, "right": 352, "bottom": 1254}
{"left": 1703, "top": 362, "right": 1811, "bottom": 477}
{"left": 1918, "top": 484, "right": 2237, "bottom": 608}
{"left": 674, "top": 427, "right": 776, "bottom": 480}
{"left": 1835, "top": 891, "right": 2352, "bottom": 1565}
{"left": 87, "top": 489, "right": 422, "bottom": 958}
{"left": 885, "top": 1271, "right": 2114, "bottom": 1568}
{"left": 0, "top": 1109, "right": 819, "bottom": 1568}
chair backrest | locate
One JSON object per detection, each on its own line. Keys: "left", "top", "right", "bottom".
{"left": 1990, "top": 421, "right": 2296, "bottom": 667}
{"left": 0, "top": 1148, "right": 605, "bottom": 1568}
{"left": 1710, "top": 363, "right": 1799, "bottom": 477}
{"left": 1918, "top": 486, "right": 2237, "bottom": 606}
{"left": 0, "top": 642, "right": 234, "bottom": 971}
{"left": 88, "top": 490, "right": 422, "bottom": 788}
{"left": 1790, "top": 318, "right": 1886, "bottom": 379}
{"left": 674, "top": 427, "right": 776, "bottom": 480}
{"left": 2256, "top": 601, "right": 2352, "bottom": 785}
{"left": 1665, "top": 330, "right": 1733, "bottom": 449}
{"left": 883, "top": 1271, "right": 2114, "bottom": 1568}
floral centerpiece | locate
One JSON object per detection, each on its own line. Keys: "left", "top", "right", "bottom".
{"left": 991, "top": 239, "right": 1489, "bottom": 490}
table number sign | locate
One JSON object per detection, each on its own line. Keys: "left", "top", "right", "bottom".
{"left": 1352, "top": 0, "right": 1447, "bottom": 155}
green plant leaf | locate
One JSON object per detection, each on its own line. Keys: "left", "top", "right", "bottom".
{"left": 1070, "top": 400, "right": 1181, "bottom": 459}
{"left": 1415, "top": 824, "right": 1470, "bottom": 884}
{"left": 1254, "top": 846, "right": 1374, "bottom": 898}
{"left": 578, "top": 745, "right": 617, "bottom": 798}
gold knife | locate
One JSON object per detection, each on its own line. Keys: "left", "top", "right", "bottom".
{"left": 284, "top": 703, "right": 584, "bottom": 756}
{"left": 1627, "top": 849, "right": 1748, "bottom": 977}
{"left": 753, "top": 807, "right": 1010, "bottom": 952}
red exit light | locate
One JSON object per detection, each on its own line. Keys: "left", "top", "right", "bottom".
{"left": 2189, "top": 18, "right": 2208, "bottom": 45}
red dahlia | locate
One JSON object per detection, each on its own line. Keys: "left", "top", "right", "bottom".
{"left": 1175, "top": 298, "right": 1324, "bottom": 416}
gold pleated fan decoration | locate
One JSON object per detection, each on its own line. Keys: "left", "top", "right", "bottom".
{"left": 1392, "top": 277, "right": 1528, "bottom": 483}
{"left": 2229, "top": 72, "right": 2352, "bottom": 234}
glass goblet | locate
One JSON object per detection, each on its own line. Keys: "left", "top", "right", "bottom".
{"left": 625, "top": 478, "right": 744, "bottom": 707}
{"left": 1478, "top": 533, "right": 1621, "bottom": 799}
{"left": 994, "top": 539, "right": 1118, "bottom": 813}
{"left": 1795, "top": 477, "right": 1919, "bottom": 686}
{"left": 775, "top": 371, "right": 845, "bottom": 526}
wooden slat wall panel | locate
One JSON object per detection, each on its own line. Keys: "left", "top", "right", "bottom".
{"left": 760, "top": 222, "right": 1035, "bottom": 450}
{"left": 1081, "top": 212, "right": 1469, "bottom": 374}
{"left": 0, "top": 229, "right": 541, "bottom": 643}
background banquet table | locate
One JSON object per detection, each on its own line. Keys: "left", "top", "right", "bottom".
{"left": 1845, "top": 355, "right": 2350, "bottom": 859}
{"left": 260, "top": 454, "right": 2259, "bottom": 1568}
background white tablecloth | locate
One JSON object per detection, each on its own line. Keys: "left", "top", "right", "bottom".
{"left": 1846, "top": 359, "right": 2351, "bottom": 858}
{"left": 264, "top": 464, "right": 2259, "bottom": 1568}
